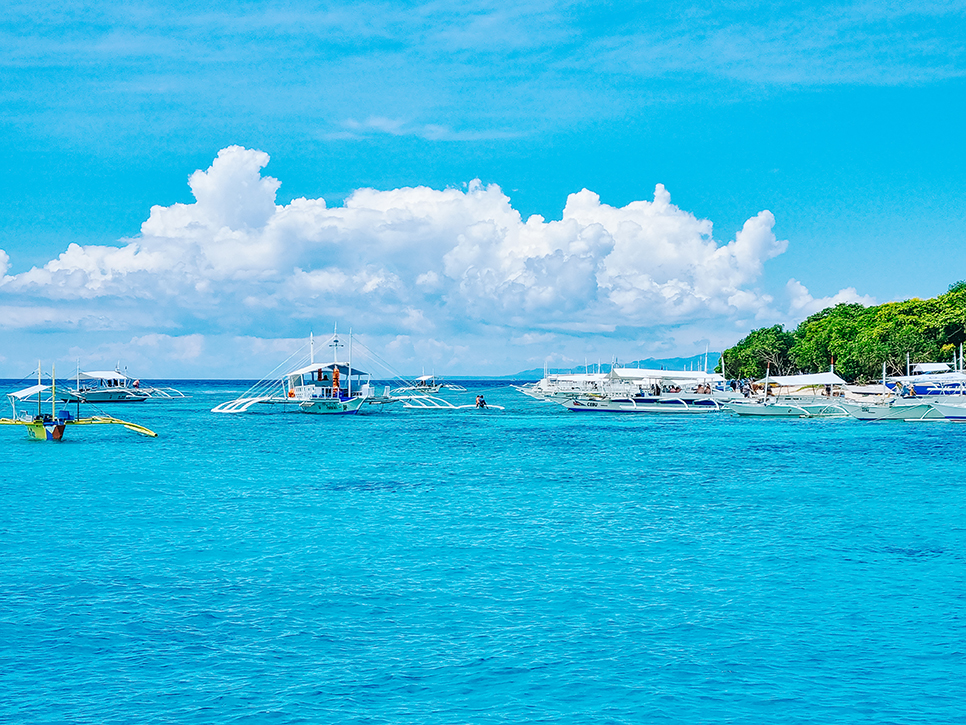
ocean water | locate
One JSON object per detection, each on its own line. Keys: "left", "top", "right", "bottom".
{"left": 1, "top": 381, "right": 964, "bottom": 724}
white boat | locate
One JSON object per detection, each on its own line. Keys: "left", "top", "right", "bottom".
{"left": 922, "top": 401, "right": 966, "bottom": 420}
{"left": 72, "top": 370, "right": 149, "bottom": 402}
{"left": 561, "top": 393, "right": 726, "bottom": 413}
{"left": 514, "top": 372, "right": 611, "bottom": 401}
{"left": 392, "top": 375, "right": 467, "bottom": 395}
{"left": 554, "top": 368, "right": 740, "bottom": 414}
{"left": 211, "top": 330, "right": 394, "bottom": 415}
{"left": 520, "top": 366, "right": 740, "bottom": 407}
{"left": 72, "top": 369, "right": 187, "bottom": 402}
{"left": 837, "top": 399, "right": 944, "bottom": 421}
{"left": 725, "top": 372, "right": 849, "bottom": 418}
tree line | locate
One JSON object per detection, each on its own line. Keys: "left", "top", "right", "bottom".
{"left": 716, "top": 282, "right": 966, "bottom": 382}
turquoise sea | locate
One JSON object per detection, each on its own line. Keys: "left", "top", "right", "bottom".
{"left": 1, "top": 380, "right": 964, "bottom": 724}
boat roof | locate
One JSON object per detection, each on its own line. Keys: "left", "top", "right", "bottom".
{"left": 287, "top": 362, "right": 369, "bottom": 377}
{"left": 912, "top": 363, "right": 952, "bottom": 373}
{"left": 415, "top": 375, "right": 436, "bottom": 381}
{"left": 610, "top": 367, "right": 724, "bottom": 382}
{"left": 544, "top": 373, "right": 607, "bottom": 381}
{"left": 8, "top": 383, "right": 51, "bottom": 399}
{"left": 7, "top": 384, "right": 79, "bottom": 400}
{"left": 892, "top": 371, "right": 966, "bottom": 384}
{"left": 756, "top": 372, "right": 846, "bottom": 386}
{"left": 75, "top": 370, "right": 131, "bottom": 381}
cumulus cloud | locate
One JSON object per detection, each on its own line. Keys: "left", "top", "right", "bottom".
{"left": 0, "top": 146, "right": 870, "bottom": 374}
{"left": 787, "top": 278, "right": 876, "bottom": 318}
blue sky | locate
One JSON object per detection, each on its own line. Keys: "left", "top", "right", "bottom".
{"left": 1, "top": 1, "right": 965, "bottom": 377}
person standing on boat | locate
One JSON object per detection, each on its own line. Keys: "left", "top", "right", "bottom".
{"left": 332, "top": 367, "right": 340, "bottom": 396}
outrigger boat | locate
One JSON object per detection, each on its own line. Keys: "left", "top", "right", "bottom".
{"left": 392, "top": 374, "right": 467, "bottom": 395}
{"left": 211, "top": 329, "right": 394, "bottom": 415}
{"left": 555, "top": 369, "right": 740, "bottom": 414}
{"left": 71, "top": 367, "right": 186, "bottom": 402}
{"left": 520, "top": 365, "right": 740, "bottom": 410}
{"left": 837, "top": 399, "right": 944, "bottom": 421}
{"left": 0, "top": 363, "right": 158, "bottom": 440}
{"left": 836, "top": 362, "right": 958, "bottom": 421}
{"left": 724, "top": 372, "right": 849, "bottom": 418}
{"left": 552, "top": 367, "right": 738, "bottom": 415}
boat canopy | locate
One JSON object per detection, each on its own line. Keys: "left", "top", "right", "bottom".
{"left": 415, "top": 375, "right": 435, "bottom": 381}
{"left": 287, "top": 362, "right": 369, "bottom": 377}
{"left": 756, "top": 372, "right": 846, "bottom": 386}
{"left": 912, "top": 363, "right": 952, "bottom": 374}
{"left": 9, "top": 384, "right": 50, "bottom": 399}
{"left": 74, "top": 370, "right": 131, "bottom": 381}
{"left": 8, "top": 384, "right": 80, "bottom": 401}
{"left": 545, "top": 373, "right": 607, "bottom": 381}
{"left": 891, "top": 371, "right": 966, "bottom": 384}
{"left": 610, "top": 368, "right": 724, "bottom": 382}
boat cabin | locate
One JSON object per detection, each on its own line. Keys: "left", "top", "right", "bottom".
{"left": 73, "top": 370, "right": 142, "bottom": 392}
{"left": 284, "top": 362, "right": 370, "bottom": 400}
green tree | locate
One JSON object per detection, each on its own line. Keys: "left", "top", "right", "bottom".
{"left": 719, "top": 283, "right": 966, "bottom": 382}
{"left": 717, "top": 325, "right": 794, "bottom": 378}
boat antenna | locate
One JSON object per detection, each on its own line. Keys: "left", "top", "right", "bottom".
{"left": 330, "top": 324, "right": 344, "bottom": 363}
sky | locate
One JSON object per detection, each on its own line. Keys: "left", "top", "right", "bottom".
{"left": 1, "top": 0, "right": 965, "bottom": 378}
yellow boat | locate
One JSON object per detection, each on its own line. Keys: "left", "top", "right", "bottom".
{"left": 0, "top": 363, "right": 158, "bottom": 440}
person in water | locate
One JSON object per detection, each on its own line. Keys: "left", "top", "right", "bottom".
{"left": 476, "top": 395, "right": 487, "bottom": 409}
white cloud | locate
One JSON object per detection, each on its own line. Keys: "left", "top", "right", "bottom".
{"left": 786, "top": 278, "right": 876, "bottom": 318}
{"left": 0, "top": 146, "right": 873, "bottom": 375}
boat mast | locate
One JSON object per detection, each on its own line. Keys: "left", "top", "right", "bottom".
{"left": 52, "top": 363, "right": 56, "bottom": 419}
{"left": 310, "top": 332, "right": 314, "bottom": 364}
{"left": 37, "top": 360, "right": 42, "bottom": 418}
{"left": 348, "top": 328, "right": 352, "bottom": 397}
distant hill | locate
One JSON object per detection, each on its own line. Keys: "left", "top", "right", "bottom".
{"left": 500, "top": 352, "right": 722, "bottom": 380}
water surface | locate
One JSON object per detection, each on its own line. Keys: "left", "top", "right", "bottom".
{"left": 1, "top": 382, "right": 963, "bottom": 723}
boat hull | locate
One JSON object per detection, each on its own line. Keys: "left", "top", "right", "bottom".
{"left": 78, "top": 390, "right": 148, "bottom": 403}
{"left": 726, "top": 401, "right": 848, "bottom": 418}
{"left": 25, "top": 421, "right": 67, "bottom": 440}
{"left": 838, "top": 401, "right": 942, "bottom": 421}
{"left": 921, "top": 402, "right": 966, "bottom": 420}
{"left": 562, "top": 396, "right": 724, "bottom": 413}
{"left": 299, "top": 396, "right": 366, "bottom": 415}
